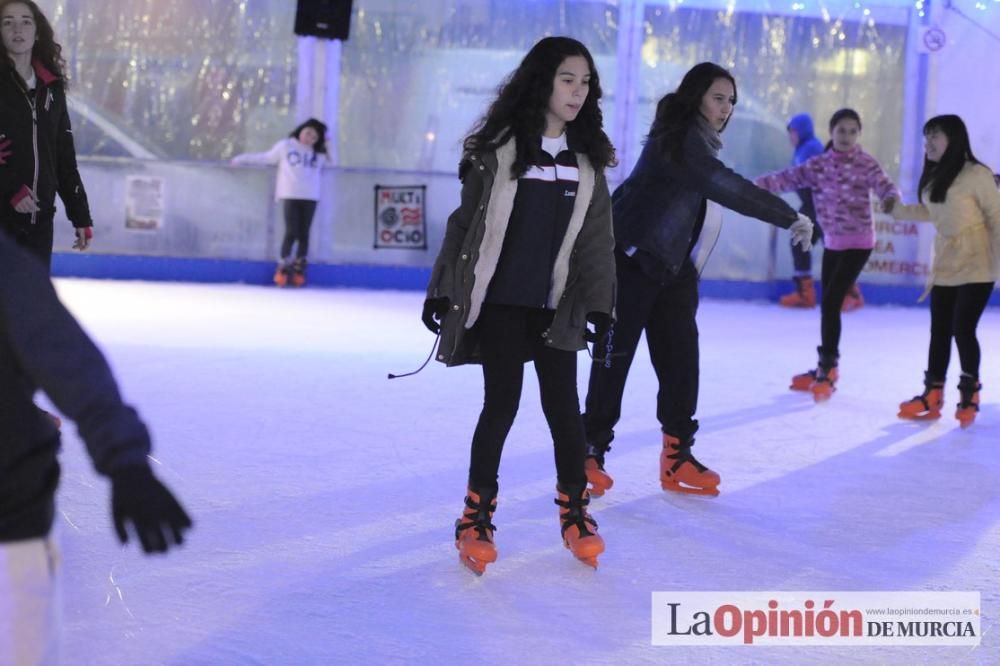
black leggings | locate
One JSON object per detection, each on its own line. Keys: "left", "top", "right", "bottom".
{"left": 927, "top": 282, "right": 995, "bottom": 380}
{"left": 280, "top": 199, "right": 317, "bottom": 260}
{"left": 468, "top": 304, "right": 587, "bottom": 492}
{"left": 819, "top": 248, "right": 871, "bottom": 357}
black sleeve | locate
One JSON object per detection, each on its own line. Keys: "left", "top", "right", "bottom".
{"left": 0, "top": 235, "right": 150, "bottom": 475}
{"left": 680, "top": 128, "right": 798, "bottom": 229}
{"left": 53, "top": 86, "right": 93, "bottom": 228}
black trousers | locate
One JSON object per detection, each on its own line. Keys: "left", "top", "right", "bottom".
{"left": 3, "top": 216, "right": 54, "bottom": 270}
{"left": 791, "top": 218, "right": 824, "bottom": 274}
{"left": 927, "top": 282, "right": 995, "bottom": 380}
{"left": 584, "top": 250, "right": 700, "bottom": 447}
{"left": 280, "top": 199, "right": 317, "bottom": 260}
{"left": 468, "top": 304, "right": 588, "bottom": 492}
{"left": 818, "top": 248, "right": 871, "bottom": 357}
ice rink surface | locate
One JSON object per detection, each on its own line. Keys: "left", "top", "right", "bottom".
{"left": 45, "top": 279, "right": 1000, "bottom": 664}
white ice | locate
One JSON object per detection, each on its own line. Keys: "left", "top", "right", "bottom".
{"left": 46, "top": 278, "right": 1000, "bottom": 664}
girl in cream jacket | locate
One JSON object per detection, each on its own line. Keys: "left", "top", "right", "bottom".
{"left": 889, "top": 114, "right": 1000, "bottom": 427}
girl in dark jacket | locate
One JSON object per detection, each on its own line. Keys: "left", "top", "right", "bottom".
{"left": 582, "top": 62, "right": 813, "bottom": 499}
{"left": 422, "top": 36, "right": 616, "bottom": 574}
{"left": 0, "top": 0, "right": 92, "bottom": 268}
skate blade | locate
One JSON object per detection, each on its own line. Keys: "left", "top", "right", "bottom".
{"left": 459, "top": 554, "right": 487, "bottom": 576}
{"left": 565, "top": 541, "right": 604, "bottom": 568}
{"left": 811, "top": 386, "right": 836, "bottom": 403}
{"left": 585, "top": 476, "right": 613, "bottom": 497}
{"left": 897, "top": 411, "right": 941, "bottom": 421}
{"left": 956, "top": 412, "right": 976, "bottom": 429}
{"left": 662, "top": 481, "right": 720, "bottom": 497}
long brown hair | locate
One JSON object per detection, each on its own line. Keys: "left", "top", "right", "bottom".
{"left": 647, "top": 62, "right": 738, "bottom": 162}
{"left": 463, "top": 36, "right": 616, "bottom": 178}
{"left": 1, "top": 0, "right": 66, "bottom": 81}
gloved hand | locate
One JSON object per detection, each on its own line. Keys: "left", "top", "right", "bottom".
{"left": 111, "top": 465, "right": 193, "bottom": 554}
{"left": 421, "top": 297, "right": 449, "bottom": 335}
{"left": 789, "top": 213, "right": 814, "bottom": 252}
{"left": 584, "top": 312, "right": 611, "bottom": 343}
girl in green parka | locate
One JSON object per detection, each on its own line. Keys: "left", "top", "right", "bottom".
{"left": 421, "top": 36, "right": 616, "bottom": 574}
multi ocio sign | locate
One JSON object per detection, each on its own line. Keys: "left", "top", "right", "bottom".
{"left": 374, "top": 185, "right": 427, "bottom": 250}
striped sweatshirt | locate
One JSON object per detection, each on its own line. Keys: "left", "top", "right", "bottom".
{"left": 755, "top": 145, "right": 899, "bottom": 251}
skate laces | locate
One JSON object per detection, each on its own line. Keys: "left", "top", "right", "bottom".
{"left": 456, "top": 495, "right": 497, "bottom": 542}
{"left": 957, "top": 378, "right": 981, "bottom": 410}
{"left": 910, "top": 385, "right": 943, "bottom": 409}
{"left": 666, "top": 442, "right": 708, "bottom": 473}
{"left": 555, "top": 492, "right": 598, "bottom": 537}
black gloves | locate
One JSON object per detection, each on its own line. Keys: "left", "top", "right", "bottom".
{"left": 111, "top": 465, "right": 193, "bottom": 554}
{"left": 422, "top": 297, "right": 449, "bottom": 334}
{"left": 584, "top": 312, "right": 612, "bottom": 343}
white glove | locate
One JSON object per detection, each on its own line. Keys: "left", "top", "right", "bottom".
{"left": 789, "top": 213, "right": 814, "bottom": 252}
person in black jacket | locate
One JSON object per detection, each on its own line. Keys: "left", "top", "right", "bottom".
{"left": 0, "top": 233, "right": 191, "bottom": 664}
{"left": 582, "top": 62, "right": 814, "bottom": 499}
{"left": 0, "top": 0, "right": 93, "bottom": 268}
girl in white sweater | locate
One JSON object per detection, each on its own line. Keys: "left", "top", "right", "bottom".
{"left": 231, "top": 118, "right": 329, "bottom": 286}
{"left": 887, "top": 115, "right": 1000, "bottom": 427}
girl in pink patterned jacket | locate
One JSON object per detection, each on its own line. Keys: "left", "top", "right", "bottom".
{"left": 755, "top": 108, "right": 900, "bottom": 401}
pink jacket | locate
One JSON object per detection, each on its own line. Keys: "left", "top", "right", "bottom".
{"left": 755, "top": 145, "right": 899, "bottom": 250}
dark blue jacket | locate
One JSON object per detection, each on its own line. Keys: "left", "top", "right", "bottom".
{"left": 787, "top": 113, "right": 824, "bottom": 220}
{"left": 612, "top": 124, "right": 798, "bottom": 276}
{"left": 0, "top": 233, "right": 150, "bottom": 541}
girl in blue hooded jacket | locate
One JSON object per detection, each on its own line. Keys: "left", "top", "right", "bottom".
{"left": 779, "top": 113, "right": 825, "bottom": 307}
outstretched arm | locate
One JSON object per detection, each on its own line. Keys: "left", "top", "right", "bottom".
{"left": 682, "top": 130, "right": 799, "bottom": 229}
{"left": 231, "top": 140, "right": 285, "bottom": 166}
{"left": 0, "top": 236, "right": 192, "bottom": 552}
{"left": 754, "top": 160, "right": 818, "bottom": 195}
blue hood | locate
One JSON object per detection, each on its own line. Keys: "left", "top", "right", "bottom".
{"left": 787, "top": 113, "right": 824, "bottom": 165}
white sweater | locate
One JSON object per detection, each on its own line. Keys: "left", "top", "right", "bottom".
{"left": 232, "top": 138, "right": 329, "bottom": 201}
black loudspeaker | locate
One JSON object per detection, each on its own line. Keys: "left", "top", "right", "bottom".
{"left": 295, "top": 0, "right": 353, "bottom": 40}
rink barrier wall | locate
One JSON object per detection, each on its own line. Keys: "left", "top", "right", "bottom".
{"left": 50, "top": 252, "right": 1000, "bottom": 307}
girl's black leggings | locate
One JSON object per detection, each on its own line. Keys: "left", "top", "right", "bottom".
{"left": 467, "top": 304, "right": 588, "bottom": 493}
{"left": 280, "top": 199, "right": 317, "bottom": 260}
{"left": 927, "top": 282, "right": 995, "bottom": 380}
{"left": 819, "top": 248, "right": 872, "bottom": 357}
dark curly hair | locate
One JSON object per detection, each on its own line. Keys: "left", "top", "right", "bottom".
{"left": 647, "top": 62, "right": 737, "bottom": 162}
{"left": 462, "top": 36, "right": 616, "bottom": 178}
{"left": 918, "top": 114, "right": 982, "bottom": 204}
{"left": 0, "top": 0, "right": 66, "bottom": 83}
{"left": 290, "top": 117, "right": 329, "bottom": 155}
